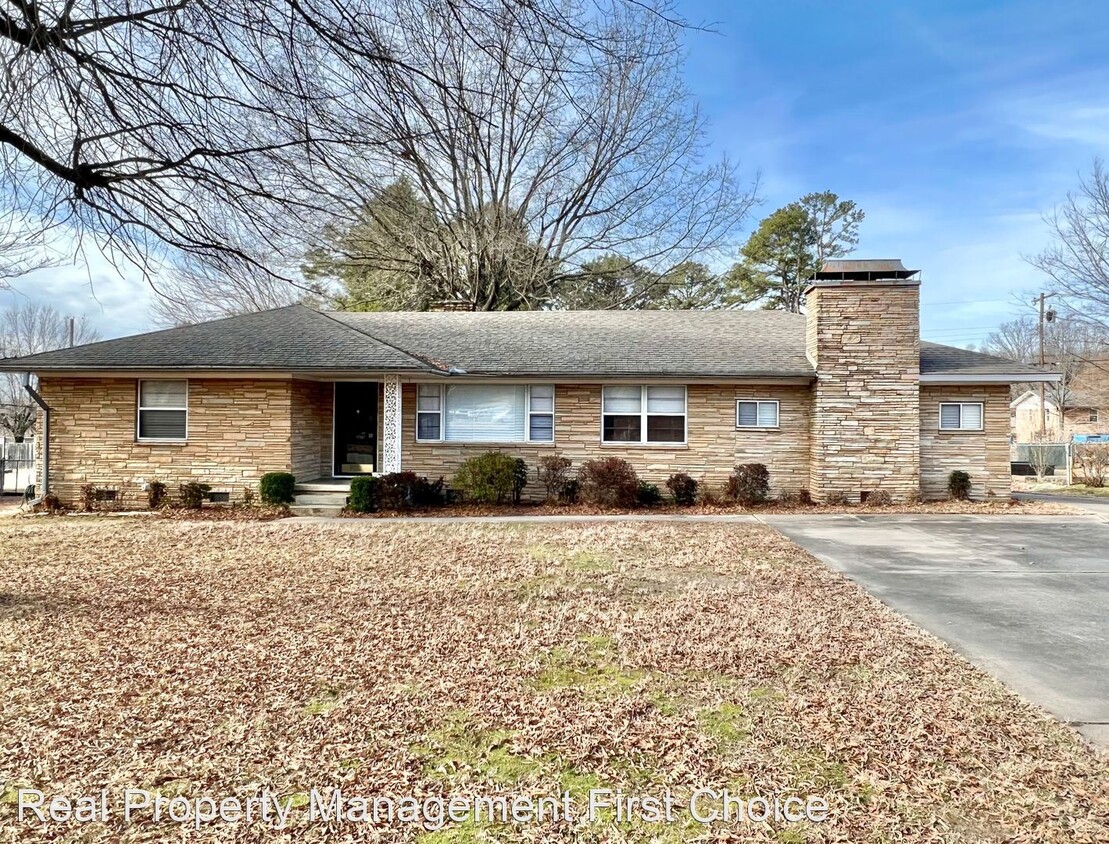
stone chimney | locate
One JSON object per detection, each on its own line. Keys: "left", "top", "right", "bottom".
{"left": 805, "top": 259, "right": 921, "bottom": 502}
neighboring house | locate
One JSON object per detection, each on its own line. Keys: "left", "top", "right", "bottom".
{"left": 0, "top": 260, "right": 1056, "bottom": 505}
{"left": 1011, "top": 390, "right": 1108, "bottom": 442}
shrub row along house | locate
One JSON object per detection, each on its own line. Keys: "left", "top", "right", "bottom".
{"left": 0, "top": 260, "right": 1056, "bottom": 508}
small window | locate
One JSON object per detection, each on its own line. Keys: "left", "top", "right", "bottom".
{"left": 736, "top": 400, "right": 779, "bottom": 428}
{"left": 137, "top": 380, "right": 188, "bottom": 440}
{"left": 207, "top": 491, "right": 230, "bottom": 504}
{"left": 416, "top": 385, "right": 442, "bottom": 441}
{"left": 528, "top": 385, "right": 555, "bottom": 442}
{"left": 1090, "top": 409, "right": 1100, "bottom": 423}
{"left": 601, "top": 386, "right": 686, "bottom": 444}
{"left": 939, "top": 402, "right": 983, "bottom": 431}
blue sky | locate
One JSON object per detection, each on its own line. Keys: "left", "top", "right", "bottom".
{"left": 679, "top": 0, "right": 1109, "bottom": 346}
{"left": 3, "top": 0, "right": 1108, "bottom": 346}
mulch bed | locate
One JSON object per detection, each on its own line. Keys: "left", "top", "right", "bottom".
{"left": 338, "top": 496, "right": 1081, "bottom": 519}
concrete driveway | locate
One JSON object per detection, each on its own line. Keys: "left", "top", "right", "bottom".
{"left": 762, "top": 513, "right": 1109, "bottom": 748}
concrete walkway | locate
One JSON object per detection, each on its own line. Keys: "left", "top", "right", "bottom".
{"left": 763, "top": 513, "right": 1109, "bottom": 749}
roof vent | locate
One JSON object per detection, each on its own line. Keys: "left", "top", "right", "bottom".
{"left": 814, "top": 259, "right": 919, "bottom": 281}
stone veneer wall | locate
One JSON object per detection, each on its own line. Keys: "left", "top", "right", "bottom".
{"left": 400, "top": 383, "right": 811, "bottom": 500}
{"left": 37, "top": 377, "right": 298, "bottom": 505}
{"left": 290, "top": 379, "right": 333, "bottom": 480}
{"left": 807, "top": 281, "right": 921, "bottom": 502}
{"left": 920, "top": 384, "right": 1011, "bottom": 500}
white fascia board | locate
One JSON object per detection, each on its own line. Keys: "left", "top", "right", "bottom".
{"left": 920, "top": 373, "right": 1061, "bottom": 384}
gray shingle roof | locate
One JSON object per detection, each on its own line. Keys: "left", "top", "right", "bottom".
{"left": 919, "top": 342, "right": 1050, "bottom": 378}
{"left": 329, "top": 309, "right": 814, "bottom": 377}
{"left": 0, "top": 304, "right": 1054, "bottom": 381}
{"left": 0, "top": 305, "right": 431, "bottom": 372}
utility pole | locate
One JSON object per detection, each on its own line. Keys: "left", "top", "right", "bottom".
{"left": 1038, "top": 292, "right": 1046, "bottom": 436}
{"left": 1035, "top": 292, "right": 1058, "bottom": 440}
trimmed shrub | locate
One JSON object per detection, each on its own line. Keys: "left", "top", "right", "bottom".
{"left": 259, "top": 472, "right": 296, "bottom": 505}
{"left": 579, "top": 457, "right": 638, "bottom": 507}
{"left": 513, "top": 458, "right": 529, "bottom": 505}
{"left": 36, "top": 493, "right": 63, "bottom": 513}
{"left": 537, "top": 454, "right": 572, "bottom": 502}
{"left": 413, "top": 476, "right": 447, "bottom": 507}
{"left": 948, "top": 470, "right": 971, "bottom": 501}
{"left": 179, "top": 481, "right": 211, "bottom": 509}
{"left": 377, "top": 472, "right": 446, "bottom": 508}
{"left": 148, "top": 480, "right": 167, "bottom": 510}
{"left": 862, "top": 489, "right": 892, "bottom": 507}
{"left": 636, "top": 481, "right": 662, "bottom": 506}
{"left": 348, "top": 476, "right": 379, "bottom": 513}
{"left": 725, "top": 463, "right": 769, "bottom": 505}
{"left": 824, "top": 490, "right": 849, "bottom": 506}
{"left": 454, "top": 452, "right": 519, "bottom": 504}
{"left": 558, "top": 479, "right": 580, "bottom": 505}
{"left": 666, "top": 472, "right": 698, "bottom": 506}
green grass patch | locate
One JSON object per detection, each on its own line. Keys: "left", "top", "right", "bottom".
{"left": 413, "top": 715, "right": 544, "bottom": 787}
{"left": 535, "top": 636, "right": 648, "bottom": 694}
{"left": 302, "top": 687, "right": 343, "bottom": 716}
{"left": 696, "top": 702, "right": 750, "bottom": 748}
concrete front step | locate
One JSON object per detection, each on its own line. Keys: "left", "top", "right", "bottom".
{"left": 289, "top": 504, "right": 346, "bottom": 517}
{"left": 294, "top": 481, "right": 352, "bottom": 494}
{"left": 294, "top": 492, "right": 350, "bottom": 506}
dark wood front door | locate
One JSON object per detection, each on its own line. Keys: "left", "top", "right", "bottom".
{"left": 333, "top": 382, "right": 378, "bottom": 475}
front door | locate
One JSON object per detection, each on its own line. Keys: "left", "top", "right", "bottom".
{"left": 333, "top": 382, "right": 378, "bottom": 475}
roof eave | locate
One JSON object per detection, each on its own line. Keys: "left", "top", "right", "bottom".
{"left": 920, "top": 372, "right": 1061, "bottom": 384}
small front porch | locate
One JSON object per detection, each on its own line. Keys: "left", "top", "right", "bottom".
{"left": 291, "top": 374, "right": 405, "bottom": 485}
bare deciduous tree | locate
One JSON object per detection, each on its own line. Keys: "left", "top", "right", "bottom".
{"left": 1029, "top": 158, "right": 1109, "bottom": 331}
{"left": 0, "top": 303, "right": 99, "bottom": 439}
{"left": 302, "top": 2, "right": 757, "bottom": 311}
{"left": 3, "top": 0, "right": 703, "bottom": 309}
{"left": 981, "top": 315, "right": 1107, "bottom": 413}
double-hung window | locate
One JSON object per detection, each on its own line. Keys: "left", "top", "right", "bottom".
{"left": 601, "top": 386, "right": 686, "bottom": 444}
{"left": 736, "top": 399, "right": 779, "bottom": 428}
{"left": 416, "top": 384, "right": 554, "bottom": 443}
{"left": 939, "top": 402, "right": 983, "bottom": 431}
{"left": 137, "top": 380, "right": 188, "bottom": 441}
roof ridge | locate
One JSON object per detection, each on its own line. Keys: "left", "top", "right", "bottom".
{"left": 309, "top": 307, "right": 442, "bottom": 372}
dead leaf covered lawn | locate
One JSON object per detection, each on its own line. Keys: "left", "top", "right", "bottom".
{"left": 0, "top": 520, "right": 1105, "bottom": 843}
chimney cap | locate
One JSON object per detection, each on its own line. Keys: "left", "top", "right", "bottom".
{"left": 814, "top": 259, "right": 919, "bottom": 281}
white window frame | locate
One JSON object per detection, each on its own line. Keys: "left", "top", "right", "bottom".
{"left": 136, "top": 379, "right": 189, "bottom": 442}
{"left": 415, "top": 384, "right": 442, "bottom": 443}
{"left": 414, "top": 384, "right": 555, "bottom": 444}
{"left": 938, "top": 402, "right": 984, "bottom": 431}
{"left": 736, "top": 399, "right": 780, "bottom": 429}
{"left": 600, "top": 385, "right": 688, "bottom": 445}
{"left": 1090, "top": 409, "right": 1100, "bottom": 423}
{"left": 527, "top": 384, "right": 555, "bottom": 443}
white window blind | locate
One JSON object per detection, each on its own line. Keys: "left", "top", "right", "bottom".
{"left": 939, "top": 402, "right": 983, "bottom": 430}
{"left": 602, "top": 386, "right": 686, "bottom": 443}
{"left": 138, "top": 380, "right": 188, "bottom": 440}
{"left": 736, "top": 400, "right": 779, "bottom": 428}
{"left": 528, "top": 385, "right": 554, "bottom": 442}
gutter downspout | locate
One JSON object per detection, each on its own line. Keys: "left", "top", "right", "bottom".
{"left": 22, "top": 374, "right": 48, "bottom": 502}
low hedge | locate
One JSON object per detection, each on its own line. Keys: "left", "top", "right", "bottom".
{"left": 348, "top": 476, "right": 378, "bottom": 513}
{"left": 259, "top": 472, "right": 296, "bottom": 505}
{"left": 454, "top": 452, "right": 520, "bottom": 504}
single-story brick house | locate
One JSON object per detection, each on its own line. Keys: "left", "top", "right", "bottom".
{"left": 0, "top": 260, "right": 1056, "bottom": 507}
